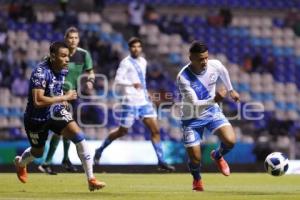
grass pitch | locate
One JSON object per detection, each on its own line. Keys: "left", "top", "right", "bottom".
{"left": 0, "top": 173, "right": 299, "bottom": 200}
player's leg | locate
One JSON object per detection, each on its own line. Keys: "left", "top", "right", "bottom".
{"left": 186, "top": 145, "right": 204, "bottom": 191}
{"left": 15, "top": 146, "right": 44, "bottom": 183}
{"left": 94, "top": 104, "right": 134, "bottom": 164}
{"left": 62, "top": 99, "right": 78, "bottom": 172}
{"left": 60, "top": 121, "right": 106, "bottom": 191}
{"left": 62, "top": 137, "right": 78, "bottom": 172}
{"left": 182, "top": 126, "right": 204, "bottom": 191}
{"left": 45, "top": 134, "right": 60, "bottom": 164}
{"left": 207, "top": 110, "right": 235, "bottom": 176}
{"left": 94, "top": 126, "right": 129, "bottom": 164}
{"left": 214, "top": 125, "right": 236, "bottom": 159}
{"left": 142, "top": 117, "right": 175, "bottom": 172}
{"left": 15, "top": 118, "right": 48, "bottom": 183}
{"left": 210, "top": 125, "right": 236, "bottom": 176}
{"left": 38, "top": 133, "right": 60, "bottom": 175}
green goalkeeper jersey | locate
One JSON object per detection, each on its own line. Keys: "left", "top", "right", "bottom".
{"left": 63, "top": 47, "right": 93, "bottom": 91}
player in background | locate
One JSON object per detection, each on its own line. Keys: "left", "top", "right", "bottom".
{"left": 14, "top": 41, "right": 105, "bottom": 191}
{"left": 176, "top": 41, "right": 240, "bottom": 191}
{"left": 38, "top": 27, "right": 95, "bottom": 174}
{"left": 94, "top": 37, "right": 175, "bottom": 172}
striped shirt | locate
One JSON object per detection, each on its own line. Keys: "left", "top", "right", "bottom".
{"left": 177, "top": 59, "right": 233, "bottom": 119}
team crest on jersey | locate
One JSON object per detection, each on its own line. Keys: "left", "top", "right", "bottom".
{"left": 208, "top": 73, "right": 217, "bottom": 85}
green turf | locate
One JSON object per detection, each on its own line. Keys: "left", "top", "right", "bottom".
{"left": 0, "top": 173, "right": 300, "bottom": 200}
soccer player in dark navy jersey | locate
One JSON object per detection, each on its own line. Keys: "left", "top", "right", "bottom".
{"left": 38, "top": 27, "right": 95, "bottom": 174}
{"left": 14, "top": 41, "right": 105, "bottom": 191}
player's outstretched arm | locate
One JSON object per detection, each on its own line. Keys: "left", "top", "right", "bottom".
{"left": 32, "top": 89, "right": 77, "bottom": 108}
{"left": 229, "top": 89, "right": 240, "bottom": 102}
{"left": 217, "top": 62, "right": 240, "bottom": 102}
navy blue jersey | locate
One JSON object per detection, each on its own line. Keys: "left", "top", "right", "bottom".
{"left": 24, "top": 59, "right": 68, "bottom": 121}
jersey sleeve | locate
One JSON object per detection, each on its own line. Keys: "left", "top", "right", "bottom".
{"left": 30, "top": 67, "right": 47, "bottom": 90}
{"left": 177, "top": 74, "right": 215, "bottom": 106}
{"left": 83, "top": 51, "right": 93, "bottom": 71}
{"left": 217, "top": 61, "right": 233, "bottom": 91}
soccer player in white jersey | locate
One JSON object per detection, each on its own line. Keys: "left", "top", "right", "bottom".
{"left": 94, "top": 37, "right": 175, "bottom": 172}
{"left": 176, "top": 41, "right": 240, "bottom": 191}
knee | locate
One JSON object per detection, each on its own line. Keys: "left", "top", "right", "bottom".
{"left": 149, "top": 125, "right": 160, "bottom": 136}
{"left": 190, "top": 155, "right": 201, "bottom": 165}
{"left": 70, "top": 132, "right": 85, "bottom": 144}
{"left": 150, "top": 129, "right": 160, "bottom": 142}
{"left": 223, "top": 140, "right": 235, "bottom": 149}
{"left": 119, "top": 127, "right": 128, "bottom": 136}
{"left": 152, "top": 127, "right": 160, "bottom": 135}
{"left": 31, "top": 148, "right": 44, "bottom": 158}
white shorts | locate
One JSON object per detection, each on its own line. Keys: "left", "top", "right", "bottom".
{"left": 181, "top": 106, "right": 231, "bottom": 147}
{"left": 118, "top": 103, "right": 157, "bottom": 128}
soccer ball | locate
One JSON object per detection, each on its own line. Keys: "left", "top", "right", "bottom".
{"left": 264, "top": 152, "right": 289, "bottom": 176}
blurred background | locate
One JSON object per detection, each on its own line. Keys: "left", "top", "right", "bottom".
{"left": 0, "top": 0, "right": 300, "bottom": 173}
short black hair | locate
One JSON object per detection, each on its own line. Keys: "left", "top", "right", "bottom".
{"left": 64, "top": 26, "right": 79, "bottom": 38}
{"left": 49, "top": 41, "right": 68, "bottom": 54}
{"left": 189, "top": 41, "right": 208, "bottom": 54}
{"left": 128, "top": 37, "right": 142, "bottom": 47}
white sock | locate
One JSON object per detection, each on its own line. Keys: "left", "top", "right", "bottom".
{"left": 75, "top": 140, "right": 94, "bottom": 180}
{"left": 19, "top": 147, "right": 35, "bottom": 167}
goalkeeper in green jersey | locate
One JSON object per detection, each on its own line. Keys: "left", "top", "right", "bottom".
{"left": 38, "top": 27, "right": 95, "bottom": 174}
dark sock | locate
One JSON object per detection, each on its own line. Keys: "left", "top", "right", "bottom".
{"left": 97, "top": 138, "right": 112, "bottom": 152}
{"left": 62, "top": 138, "right": 71, "bottom": 162}
{"left": 188, "top": 162, "right": 201, "bottom": 181}
{"left": 214, "top": 142, "right": 233, "bottom": 160}
{"left": 151, "top": 141, "right": 164, "bottom": 164}
{"left": 44, "top": 135, "right": 60, "bottom": 164}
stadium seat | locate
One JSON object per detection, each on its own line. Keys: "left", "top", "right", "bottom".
{"left": 0, "top": 107, "right": 9, "bottom": 117}
{"left": 78, "top": 12, "right": 89, "bottom": 24}
{"left": 0, "top": 117, "right": 8, "bottom": 127}
{"left": 264, "top": 101, "right": 275, "bottom": 111}
{"left": 90, "top": 13, "right": 102, "bottom": 24}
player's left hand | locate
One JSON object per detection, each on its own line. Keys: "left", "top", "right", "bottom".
{"left": 86, "top": 81, "right": 94, "bottom": 90}
{"left": 85, "top": 81, "right": 94, "bottom": 95}
{"left": 62, "top": 101, "right": 70, "bottom": 110}
{"left": 229, "top": 90, "right": 240, "bottom": 102}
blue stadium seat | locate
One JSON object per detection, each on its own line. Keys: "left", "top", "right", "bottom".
{"left": 286, "top": 103, "right": 297, "bottom": 111}
{"left": 9, "top": 107, "right": 23, "bottom": 117}
{"left": 0, "top": 107, "right": 9, "bottom": 117}
{"left": 275, "top": 101, "right": 286, "bottom": 111}
{"left": 251, "top": 92, "right": 263, "bottom": 101}
{"left": 99, "top": 32, "right": 111, "bottom": 42}
{"left": 262, "top": 93, "right": 274, "bottom": 101}
{"left": 168, "top": 53, "right": 182, "bottom": 65}
{"left": 238, "top": 83, "right": 251, "bottom": 92}
{"left": 273, "top": 18, "right": 285, "bottom": 28}
{"left": 110, "top": 33, "right": 124, "bottom": 44}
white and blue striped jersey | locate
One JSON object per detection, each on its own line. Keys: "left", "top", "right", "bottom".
{"left": 177, "top": 59, "right": 233, "bottom": 120}
{"left": 114, "top": 55, "right": 149, "bottom": 106}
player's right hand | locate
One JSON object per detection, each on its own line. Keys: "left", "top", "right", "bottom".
{"left": 133, "top": 83, "right": 142, "bottom": 89}
{"left": 229, "top": 90, "right": 240, "bottom": 102}
{"left": 65, "top": 90, "right": 77, "bottom": 101}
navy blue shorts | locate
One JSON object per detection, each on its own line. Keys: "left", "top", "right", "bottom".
{"left": 24, "top": 108, "right": 74, "bottom": 148}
